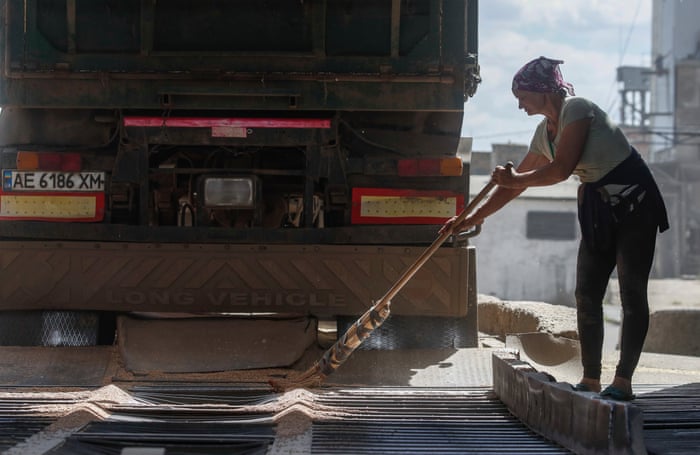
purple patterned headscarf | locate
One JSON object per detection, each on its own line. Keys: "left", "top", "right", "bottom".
{"left": 512, "top": 56, "right": 575, "bottom": 96}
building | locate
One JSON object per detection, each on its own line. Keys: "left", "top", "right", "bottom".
{"left": 613, "top": 1, "right": 700, "bottom": 277}
{"left": 647, "top": 0, "right": 700, "bottom": 277}
{"left": 469, "top": 146, "right": 580, "bottom": 307}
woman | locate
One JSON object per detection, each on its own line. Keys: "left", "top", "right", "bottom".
{"left": 443, "top": 56, "right": 669, "bottom": 400}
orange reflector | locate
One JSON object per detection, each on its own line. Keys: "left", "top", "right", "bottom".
{"left": 440, "top": 157, "right": 463, "bottom": 176}
{"left": 397, "top": 157, "right": 463, "bottom": 176}
{"left": 17, "top": 152, "right": 82, "bottom": 171}
{"left": 351, "top": 188, "right": 464, "bottom": 224}
{"left": 16, "top": 152, "right": 39, "bottom": 170}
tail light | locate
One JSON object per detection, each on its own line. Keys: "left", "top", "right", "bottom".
{"left": 397, "top": 157, "right": 463, "bottom": 177}
{"left": 16, "top": 151, "right": 82, "bottom": 172}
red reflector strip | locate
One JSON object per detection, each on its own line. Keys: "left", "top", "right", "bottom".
{"left": 397, "top": 159, "right": 419, "bottom": 176}
{"left": 123, "top": 116, "right": 331, "bottom": 129}
{"left": 351, "top": 188, "right": 464, "bottom": 225}
{"left": 398, "top": 157, "right": 463, "bottom": 176}
{"left": 0, "top": 189, "right": 104, "bottom": 222}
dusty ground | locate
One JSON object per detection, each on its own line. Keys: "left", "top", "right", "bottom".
{"left": 605, "top": 277, "right": 700, "bottom": 310}
{"left": 479, "top": 277, "right": 700, "bottom": 387}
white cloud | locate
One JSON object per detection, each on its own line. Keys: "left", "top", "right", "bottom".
{"left": 486, "top": 0, "right": 650, "bottom": 29}
{"left": 464, "top": 0, "right": 652, "bottom": 151}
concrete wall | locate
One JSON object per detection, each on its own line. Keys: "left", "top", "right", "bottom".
{"left": 675, "top": 60, "right": 700, "bottom": 162}
{"left": 468, "top": 175, "right": 580, "bottom": 307}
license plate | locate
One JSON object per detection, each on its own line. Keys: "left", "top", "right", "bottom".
{"left": 2, "top": 170, "right": 105, "bottom": 192}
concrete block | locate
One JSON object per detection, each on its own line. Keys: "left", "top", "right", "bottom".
{"left": 645, "top": 309, "right": 700, "bottom": 356}
{"left": 492, "top": 352, "right": 647, "bottom": 455}
{"left": 570, "top": 392, "right": 614, "bottom": 452}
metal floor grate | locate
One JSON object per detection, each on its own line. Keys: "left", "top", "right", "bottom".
{"left": 2, "top": 385, "right": 572, "bottom": 454}
{"left": 311, "top": 387, "right": 571, "bottom": 454}
{"left": 114, "top": 386, "right": 572, "bottom": 455}
{"left": 635, "top": 383, "right": 700, "bottom": 455}
{"left": 0, "top": 393, "right": 66, "bottom": 452}
{"left": 0, "top": 415, "right": 55, "bottom": 452}
{"left": 46, "top": 421, "right": 274, "bottom": 455}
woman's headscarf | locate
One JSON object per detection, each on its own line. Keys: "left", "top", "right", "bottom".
{"left": 512, "top": 56, "right": 575, "bottom": 96}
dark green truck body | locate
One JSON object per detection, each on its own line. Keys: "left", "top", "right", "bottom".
{"left": 0, "top": 0, "right": 480, "bottom": 351}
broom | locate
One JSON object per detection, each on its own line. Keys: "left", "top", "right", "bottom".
{"left": 269, "top": 178, "right": 497, "bottom": 392}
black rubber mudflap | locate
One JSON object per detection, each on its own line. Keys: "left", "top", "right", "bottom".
{"left": 337, "top": 314, "right": 477, "bottom": 350}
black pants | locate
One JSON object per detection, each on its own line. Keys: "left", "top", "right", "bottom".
{"left": 574, "top": 207, "right": 658, "bottom": 381}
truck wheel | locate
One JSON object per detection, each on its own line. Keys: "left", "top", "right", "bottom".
{"left": 336, "top": 314, "right": 478, "bottom": 350}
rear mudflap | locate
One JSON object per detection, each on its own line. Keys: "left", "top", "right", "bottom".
{"left": 117, "top": 314, "right": 318, "bottom": 373}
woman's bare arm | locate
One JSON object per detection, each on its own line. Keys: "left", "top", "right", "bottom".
{"left": 440, "top": 151, "right": 550, "bottom": 233}
{"left": 494, "top": 117, "right": 591, "bottom": 188}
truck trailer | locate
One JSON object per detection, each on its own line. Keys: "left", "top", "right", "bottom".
{"left": 0, "top": 0, "right": 482, "bottom": 371}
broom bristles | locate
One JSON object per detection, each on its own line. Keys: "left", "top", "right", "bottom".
{"left": 268, "top": 301, "right": 391, "bottom": 392}
{"left": 268, "top": 362, "right": 325, "bottom": 392}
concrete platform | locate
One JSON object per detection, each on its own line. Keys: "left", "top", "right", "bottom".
{"left": 322, "top": 340, "right": 700, "bottom": 391}
{"left": 325, "top": 348, "right": 495, "bottom": 387}
{"left": 1, "top": 341, "right": 697, "bottom": 390}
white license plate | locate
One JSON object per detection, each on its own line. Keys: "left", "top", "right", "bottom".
{"left": 2, "top": 170, "right": 105, "bottom": 192}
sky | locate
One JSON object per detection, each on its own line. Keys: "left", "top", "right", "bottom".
{"left": 462, "top": 0, "right": 652, "bottom": 152}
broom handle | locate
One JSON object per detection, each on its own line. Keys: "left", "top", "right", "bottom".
{"left": 375, "top": 179, "right": 496, "bottom": 306}
{"left": 270, "top": 177, "right": 500, "bottom": 387}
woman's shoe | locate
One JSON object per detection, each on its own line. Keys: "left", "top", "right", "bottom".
{"left": 572, "top": 383, "right": 593, "bottom": 392}
{"left": 599, "top": 385, "right": 635, "bottom": 401}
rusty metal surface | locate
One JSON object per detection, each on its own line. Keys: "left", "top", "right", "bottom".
{"left": 0, "top": 241, "right": 471, "bottom": 317}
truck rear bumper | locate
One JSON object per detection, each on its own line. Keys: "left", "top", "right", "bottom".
{"left": 0, "top": 241, "right": 474, "bottom": 318}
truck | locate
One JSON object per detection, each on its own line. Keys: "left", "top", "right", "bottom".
{"left": 0, "top": 0, "right": 481, "bottom": 372}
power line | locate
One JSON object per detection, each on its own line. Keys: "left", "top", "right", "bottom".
{"left": 619, "top": 0, "right": 644, "bottom": 66}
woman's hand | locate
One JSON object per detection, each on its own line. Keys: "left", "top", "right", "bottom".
{"left": 492, "top": 163, "right": 524, "bottom": 189}
{"left": 439, "top": 214, "right": 483, "bottom": 235}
